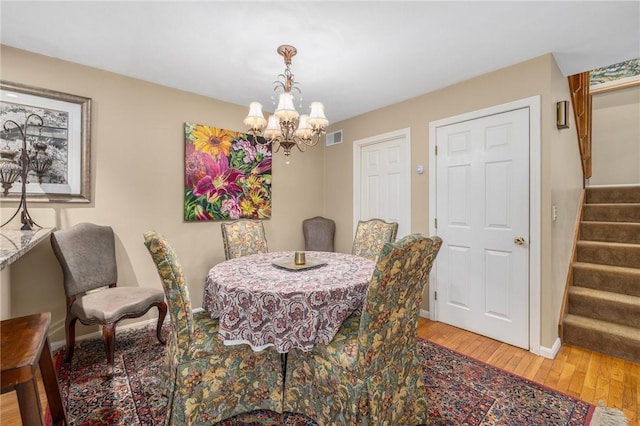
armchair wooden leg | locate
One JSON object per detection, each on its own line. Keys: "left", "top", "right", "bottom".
{"left": 102, "top": 323, "right": 116, "bottom": 375}
{"left": 64, "top": 316, "right": 77, "bottom": 363}
{"left": 155, "top": 301, "right": 167, "bottom": 345}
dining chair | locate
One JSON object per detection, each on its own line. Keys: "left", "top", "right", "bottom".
{"left": 143, "top": 230, "right": 283, "bottom": 424}
{"left": 351, "top": 218, "right": 399, "bottom": 261}
{"left": 284, "top": 233, "right": 442, "bottom": 426}
{"left": 221, "top": 219, "right": 268, "bottom": 260}
{"left": 50, "top": 223, "right": 167, "bottom": 374}
{"left": 302, "top": 216, "right": 336, "bottom": 252}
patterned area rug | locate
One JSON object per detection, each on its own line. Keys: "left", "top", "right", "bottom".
{"left": 52, "top": 324, "right": 623, "bottom": 425}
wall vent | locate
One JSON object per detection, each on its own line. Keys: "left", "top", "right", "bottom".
{"left": 325, "top": 130, "right": 343, "bottom": 147}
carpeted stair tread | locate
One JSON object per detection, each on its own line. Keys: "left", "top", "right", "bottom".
{"left": 567, "top": 286, "right": 640, "bottom": 328}
{"left": 572, "top": 261, "right": 640, "bottom": 297}
{"left": 580, "top": 221, "right": 640, "bottom": 244}
{"left": 576, "top": 240, "right": 640, "bottom": 269}
{"left": 582, "top": 203, "right": 640, "bottom": 222}
{"left": 586, "top": 185, "right": 640, "bottom": 203}
{"left": 562, "top": 314, "right": 640, "bottom": 363}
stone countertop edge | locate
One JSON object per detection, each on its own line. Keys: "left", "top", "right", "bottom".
{"left": 0, "top": 228, "right": 55, "bottom": 270}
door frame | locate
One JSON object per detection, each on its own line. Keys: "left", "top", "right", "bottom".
{"left": 428, "top": 96, "right": 541, "bottom": 355}
{"left": 353, "top": 128, "right": 412, "bottom": 238}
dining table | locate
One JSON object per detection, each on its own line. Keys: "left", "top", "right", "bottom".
{"left": 203, "top": 250, "right": 376, "bottom": 353}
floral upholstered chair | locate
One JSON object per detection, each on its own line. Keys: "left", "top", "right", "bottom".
{"left": 351, "top": 218, "right": 399, "bottom": 261}
{"left": 221, "top": 219, "right": 268, "bottom": 260}
{"left": 143, "top": 231, "right": 283, "bottom": 425}
{"left": 284, "top": 234, "right": 442, "bottom": 426}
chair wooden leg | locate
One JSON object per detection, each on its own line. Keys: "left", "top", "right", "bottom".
{"left": 155, "top": 301, "right": 167, "bottom": 345}
{"left": 102, "top": 323, "right": 116, "bottom": 375}
{"left": 64, "top": 316, "right": 77, "bottom": 363}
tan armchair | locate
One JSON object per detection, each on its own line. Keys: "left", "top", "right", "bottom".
{"left": 352, "top": 218, "right": 399, "bottom": 261}
{"left": 221, "top": 219, "right": 268, "bottom": 260}
{"left": 143, "top": 230, "right": 283, "bottom": 424}
{"left": 50, "top": 223, "right": 167, "bottom": 374}
{"left": 303, "top": 216, "right": 336, "bottom": 252}
{"left": 284, "top": 234, "right": 442, "bottom": 425}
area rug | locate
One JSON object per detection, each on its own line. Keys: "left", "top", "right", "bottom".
{"left": 52, "top": 324, "right": 626, "bottom": 425}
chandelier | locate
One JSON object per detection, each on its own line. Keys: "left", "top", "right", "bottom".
{"left": 244, "top": 45, "right": 329, "bottom": 164}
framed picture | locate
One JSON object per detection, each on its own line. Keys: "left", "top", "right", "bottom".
{"left": 184, "top": 122, "right": 272, "bottom": 221}
{"left": 0, "top": 81, "right": 91, "bottom": 202}
{"left": 590, "top": 58, "right": 640, "bottom": 94}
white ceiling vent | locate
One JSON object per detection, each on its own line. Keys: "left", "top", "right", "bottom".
{"left": 325, "top": 130, "right": 343, "bottom": 147}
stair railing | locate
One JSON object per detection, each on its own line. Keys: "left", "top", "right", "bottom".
{"left": 568, "top": 72, "right": 592, "bottom": 182}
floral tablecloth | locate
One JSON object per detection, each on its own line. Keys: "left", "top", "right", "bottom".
{"left": 203, "top": 251, "right": 375, "bottom": 353}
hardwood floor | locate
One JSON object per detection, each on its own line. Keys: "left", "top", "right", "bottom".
{"left": 1, "top": 318, "right": 638, "bottom": 425}
{"left": 417, "top": 318, "right": 639, "bottom": 425}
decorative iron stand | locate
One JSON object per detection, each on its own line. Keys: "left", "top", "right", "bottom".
{"left": 0, "top": 113, "right": 46, "bottom": 230}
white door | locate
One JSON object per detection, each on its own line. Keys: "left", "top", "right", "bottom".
{"left": 353, "top": 128, "right": 411, "bottom": 239}
{"left": 435, "top": 108, "right": 530, "bottom": 349}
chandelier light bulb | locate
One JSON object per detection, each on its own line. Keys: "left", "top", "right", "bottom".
{"left": 307, "top": 102, "right": 329, "bottom": 129}
{"left": 243, "top": 102, "right": 267, "bottom": 130}
{"left": 274, "top": 93, "right": 299, "bottom": 122}
{"left": 294, "top": 114, "right": 313, "bottom": 139}
{"left": 263, "top": 115, "right": 282, "bottom": 140}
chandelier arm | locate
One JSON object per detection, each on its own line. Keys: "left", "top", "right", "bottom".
{"left": 292, "top": 137, "right": 306, "bottom": 153}
{"left": 249, "top": 130, "right": 270, "bottom": 146}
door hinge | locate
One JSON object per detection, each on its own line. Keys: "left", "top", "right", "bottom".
{"left": 434, "top": 291, "right": 437, "bottom": 301}
{"left": 435, "top": 145, "right": 438, "bottom": 156}
{"left": 435, "top": 218, "right": 438, "bottom": 229}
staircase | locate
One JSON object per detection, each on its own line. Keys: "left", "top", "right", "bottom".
{"left": 562, "top": 185, "right": 640, "bottom": 363}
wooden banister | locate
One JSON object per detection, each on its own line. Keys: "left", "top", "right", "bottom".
{"left": 568, "top": 72, "right": 592, "bottom": 180}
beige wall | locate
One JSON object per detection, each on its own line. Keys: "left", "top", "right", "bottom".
{"left": 325, "top": 54, "right": 583, "bottom": 348}
{"left": 1, "top": 47, "right": 584, "bottom": 350}
{"left": 591, "top": 85, "right": 640, "bottom": 185}
{"left": 0, "top": 46, "right": 325, "bottom": 341}
{"left": 549, "top": 60, "right": 585, "bottom": 337}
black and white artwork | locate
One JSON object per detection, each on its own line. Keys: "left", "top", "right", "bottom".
{"left": 0, "top": 81, "right": 91, "bottom": 202}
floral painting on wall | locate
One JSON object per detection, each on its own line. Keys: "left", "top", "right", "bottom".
{"left": 184, "top": 122, "right": 272, "bottom": 221}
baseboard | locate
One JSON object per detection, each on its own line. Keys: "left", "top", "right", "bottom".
{"left": 419, "top": 309, "right": 430, "bottom": 319}
{"left": 588, "top": 183, "right": 640, "bottom": 188}
{"left": 538, "top": 337, "right": 561, "bottom": 359}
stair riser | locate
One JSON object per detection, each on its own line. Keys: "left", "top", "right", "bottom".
{"left": 586, "top": 187, "right": 640, "bottom": 204}
{"left": 563, "top": 323, "right": 640, "bottom": 363}
{"left": 576, "top": 244, "right": 640, "bottom": 269}
{"left": 567, "top": 293, "right": 640, "bottom": 328}
{"left": 573, "top": 266, "right": 640, "bottom": 297}
{"left": 580, "top": 222, "right": 640, "bottom": 244}
{"left": 582, "top": 204, "right": 640, "bottom": 222}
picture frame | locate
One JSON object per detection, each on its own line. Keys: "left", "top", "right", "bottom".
{"left": 184, "top": 122, "right": 272, "bottom": 221}
{"left": 590, "top": 58, "right": 640, "bottom": 94}
{"left": 0, "top": 81, "right": 91, "bottom": 202}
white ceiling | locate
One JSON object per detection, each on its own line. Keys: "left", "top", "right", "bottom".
{"left": 1, "top": 1, "right": 639, "bottom": 123}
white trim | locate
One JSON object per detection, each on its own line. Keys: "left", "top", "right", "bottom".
{"left": 588, "top": 183, "right": 640, "bottom": 188}
{"left": 428, "top": 95, "right": 542, "bottom": 356}
{"left": 353, "top": 128, "right": 412, "bottom": 238}
{"left": 539, "top": 337, "right": 562, "bottom": 359}
{"left": 419, "top": 309, "right": 430, "bottom": 318}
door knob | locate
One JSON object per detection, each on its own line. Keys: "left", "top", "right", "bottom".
{"left": 514, "top": 236, "right": 526, "bottom": 246}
